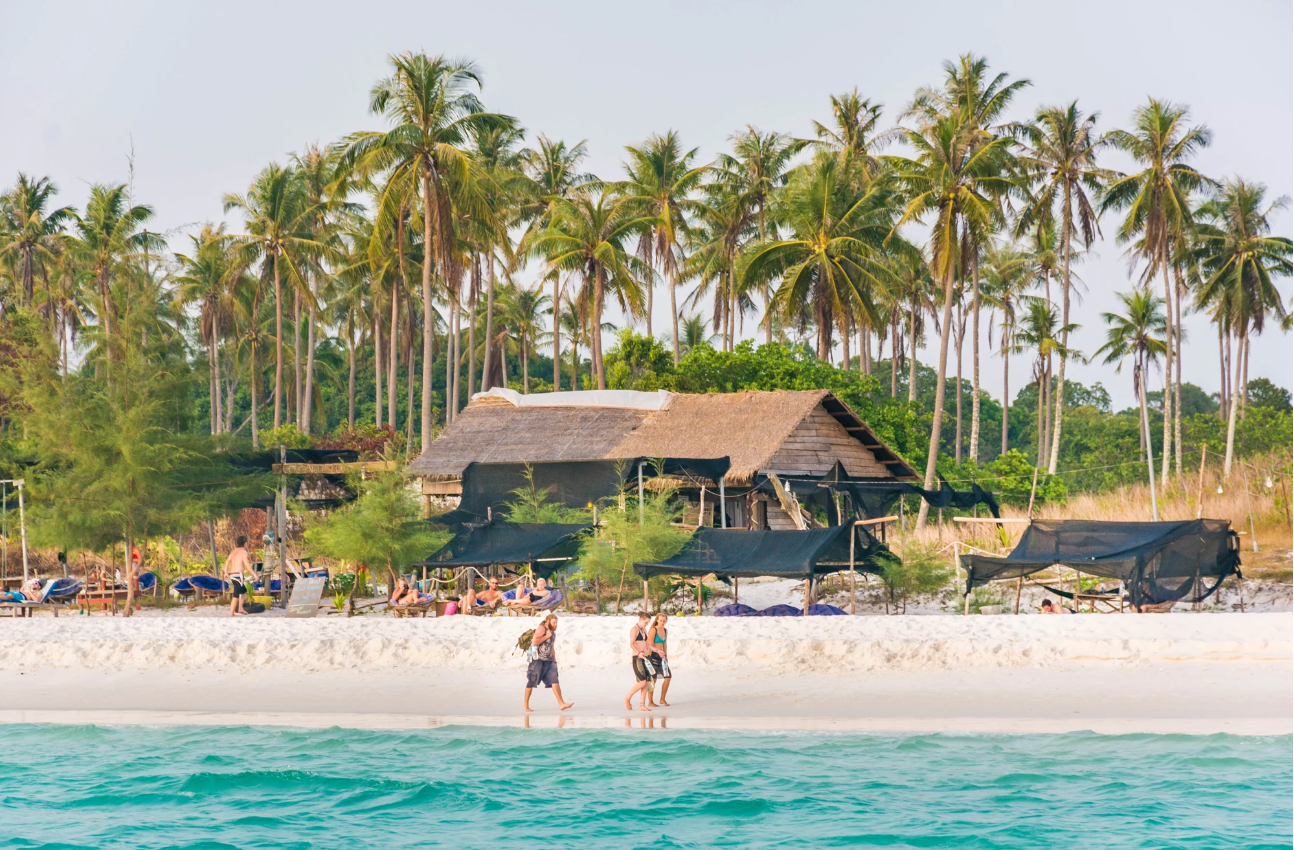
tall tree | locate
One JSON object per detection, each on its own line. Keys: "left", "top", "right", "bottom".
{"left": 1094, "top": 290, "right": 1168, "bottom": 466}
{"left": 0, "top": 174, "right": 74, "bottom": 310}
{"left": 340, "top": 52, "right": 513, "bottom": 438}
{"left": 1102, "top": 99, "right": 1212, "bottom": 485}
{"left": 532, "top": 188, "right": 651, "bottom": 388}
{"left": 620, "top": 131, "right": 706, "bottom": 363}
{"left": 174, "top": 224, "right": 242, "bottom": 435}
{"left": 1193, "top": 179, "right": 1291, "bottom": 476}
{"left": 1017, "top": 102, "right": 1110, "bottom": 473}
{"left": 223, "top": 163, "right": 323, "bottom": 431}
{"left": 517, "top": 136, "right": 594, "bottom": 389}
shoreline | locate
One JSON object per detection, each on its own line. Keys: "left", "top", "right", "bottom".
{"left": 1, "top": 614, "right": 1288, "bottom": 736}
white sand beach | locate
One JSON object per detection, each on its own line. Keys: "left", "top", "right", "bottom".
{"left": 0, "top": 612, "right": 1288, "bottom": 734}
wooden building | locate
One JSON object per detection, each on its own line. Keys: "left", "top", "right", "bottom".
{"left": 407, "top": 388, "right": 918, "bottom": 529}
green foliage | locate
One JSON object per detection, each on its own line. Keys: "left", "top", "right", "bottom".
{"left": 305, "top": 470, "right": 446, "bottom": 587}
{"left": 944, "top": 450, "right": 1066, "bottom": 508}
{"left": 881, "top": 540, "right": 953, "bottom": 613}
{"left": 604, "top": 330, "right": 675, "bottom": 392}
{"left": 1247, "top": 378, "right": 1292, "bottom": 413}
{"left": 575, "top": 488, "right": 689, "bottom": 605}
{"left": 501, "top": 464, "right": 593, "bottom": 523}
{"left": 260, "top": 424, "right": 312, "bottom": 449}
{"left": 968, "top": 585, "right": 1007, "bottom": 614}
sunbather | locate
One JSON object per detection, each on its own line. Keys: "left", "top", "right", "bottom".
{"left": 390, "top": 578, "right": 421, "bottom": 606}
{"left": 0, "top": 579, "right": 41, "bottom": 603}
{"left": 507, "top": 577, "right": 551, "bottom": 607}
{"left": 464, "top": 576, "right": 504, "bottom": 610}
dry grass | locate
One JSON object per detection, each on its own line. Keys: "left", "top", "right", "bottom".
{"left": 897, "top": 454, "right": 1293, "bottom": 584}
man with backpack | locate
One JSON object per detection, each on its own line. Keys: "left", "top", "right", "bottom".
{"left": 522, "top": 613, "right": 574, "bottom": 712}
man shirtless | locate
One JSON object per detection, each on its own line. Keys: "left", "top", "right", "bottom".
{"left": 465, "top": 576, "right": 504, "bottom": 610}
{"left": 223, "top": 535, "right": 252, "bottom": 616}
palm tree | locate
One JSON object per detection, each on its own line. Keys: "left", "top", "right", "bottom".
{"left": 894, "top": 116, "right": 1018, "bottom": 526}
{"left": 496, "top": 280, "right": 551, "bottom": 393}
{"left": 517, "top": 136, "right": 595, "bottom": 389}
{"left": 175, "top": 224, "right": 241, "bottom": 434}
{"left": 1102, "top": 99, "right": 1212, "bottom": 484}
{"left": 813, "top": 89, "right": 898, "bottom": 178}
{"left": 469, "top": 124, "right": 525, "bottom": 395}
{"left": 1012, "top": 298, "right": 1080, "bottom": 466}
{"left": 980, "top": 242, "right": 1033, "bottom": 455}
{"left": 715, "top": 128, "right": 805, "bottom": 342}
{"left": 69, "top": 184, "right": 165, "bottom": 356}
{"left": 620, "top": 131, "right": 706, "bottom": 364}
{"left": 223, "top": 163, "right": 323, "bottom": 430}
{"left": 0, "top": 174, "right": 75, "bottom": 310}
{"left": 339, "top": 52, "right": 513, "bottom": 437}
{"left": 1017, "top": 102, "right": 1111, "bottom": 474}
{"left": 679, "top": 313, "right": 716, "bottom": 354}
{"left": 532, "top": 187, "right": 651, "bottom": 388}
{"left": 744, "top": 155, "right": 908, "bottom": 362}
{"left": 1094, "top": 290, "right": 1167, "bottom": 468}
{"left": 1193, "top": 179, "right": 1292, "bottom": 476}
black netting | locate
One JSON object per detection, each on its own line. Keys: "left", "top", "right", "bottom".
{"left": 781, "top": 465, "right": 999, "bottom": 520}
{"left": 961, "top": 519, "right": 1241, "bottom": 607}
{"left": 634, "top": 524, "right": 896, "bottom": 580}
{"left": 418, "top": 520, "right": 591, "bottom": 576}
{"left": 431, "top": 457, "right": 732, "bottom": 526}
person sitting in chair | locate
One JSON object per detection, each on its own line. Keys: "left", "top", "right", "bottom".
{"left": 0, "top": 579, "right": 41, "bottom": 603}
{"left": 506, "top": 577, "right": 551, "bottom": 607}
{"left": 390, "top": 578, "right": 421, "bottom": 606}
{"left": 465, "top": 576, "right": 505, "bottom": 610}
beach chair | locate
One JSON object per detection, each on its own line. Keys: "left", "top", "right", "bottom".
{"left": 0, "top": 579, "right": 63, "bottom": 618}
{"left": 508, "top": 589, "right": 564, "bottom": 616}
{"left": 389, "top": 594, "right": 435, "bottom": 618}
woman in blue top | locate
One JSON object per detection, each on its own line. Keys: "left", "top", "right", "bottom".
{"left": 647, "top": 613, "right": 672, "bottom": 706}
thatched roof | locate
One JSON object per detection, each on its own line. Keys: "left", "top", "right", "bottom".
{"left": 407, "top": 389, "right": 917, "bottom": 483}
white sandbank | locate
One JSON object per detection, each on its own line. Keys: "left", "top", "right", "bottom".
{"left": 0, "top": 613, "right": 1289, "bottom": 735}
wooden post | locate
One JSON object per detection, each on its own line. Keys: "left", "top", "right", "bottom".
{"left": 1195, "top": 445, "right": 1208, "bottom": 519}
{"left": 697, "top": 576, "right": 704, "bottom": 614}
{"left": 849, "top": 525, "right": 856, "bottom": 616}
{"left": 208, "top": 518, "right": 219, "bottom": 576}
{"left": 643, "top": 579, "right": 650, "bottom": 611}
{"left": 698, "top": 486, "right": 706, "bottom": 528}
{"left": 733, "top": 576, "right": 738, "bottom": 605}
{"left": 16, "top": 483, "right": 27, "bottom": 584}
{"left": 1014, "top": 576, "right": 1023, "bottom": 615}
{"left": 802, "top": 577, "right": 811, "bottom": 615}
{"left": 719, "top": 478, "right": 727, "bottom": 529}
{"left": 1241, "top": 465, "right": 1258, "bottom": 553}
{"left": 1282, "top": 475, "right": 1293, "bottom": 530}
{"left": 637, "top": 462, "right": 645, "bottom": 527}
{"left": 1027, "top": 468, "right": 1039, "bottom": 519}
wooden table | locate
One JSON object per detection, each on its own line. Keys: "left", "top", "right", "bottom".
{"left": 1074, "top": 592, "right": 1127, "bottom": 613}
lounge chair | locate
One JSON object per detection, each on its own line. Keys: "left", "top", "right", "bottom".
{"left": 756, "top": 604, "right": 804, "bottom": 617}
{"left": 714, "top": 603, "right": 758, "bottom": 617}
{"left": 389, "top": 593, "right": 435, "bottom": 618}
{"left": 0, "top": 580, "right": 62, "bottom": 618}
{"left": 508, "top": 589, "right": 563, "bottom": 616}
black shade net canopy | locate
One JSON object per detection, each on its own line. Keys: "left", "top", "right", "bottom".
{"left": 778, "top": 462, "right": 1000, "bottom": 521}
{"left": 960, "top": 519, "right": 1241, "bottom": 607}
{"left": 634, "top": 524, "right": 897, "bottom": 581}
{"left": 416, "top": 517, "right": 591, "bottom": 578}
{"left": 432, "top": 457, "right": 732, "bottom": 526}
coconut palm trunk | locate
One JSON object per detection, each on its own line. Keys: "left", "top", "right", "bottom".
{"left": 347, "top": 323, "right": 357, "bottom": 427}
{"left": 593, "top": 265, "right": 607, "bottom": 389}
{"left": 1048, "top": 209, "right": 1072, "bottom": 475}
{"left": 273, "top": 254, "right": 284, "bottom": 429}
{"left": 420, "top": 170, "right": 436, "bottom": 446}
{"left": 467, "top": 257, "right": 478, "bottom": 398}
{"left": 1223, "top": 329, "right": 1246, "bottom": 477}
{"left": 552, "top": 279, "right": 561, "bottom": 390}
{"left": 388, "top": 286, "right": 399, "bottom": 430}
{"left": 1159, "top": 252, "right": 1174, "bottom": 485}
{"left": 374, "top": 308, "right": 384, "bottom": 428}
{"left": 916, "top": 263, "right": 956, "bottom": 529}
{"left": 303, "top": 275, "right": 317, "bottom": 435}
{"left": 970, "top": 256, "right": 981, "bottom": 463}
{"left": 955, "top": 300, "right": 964, "bottom": 463}
{"left": 1001, "top": 327, "right": 1010, "bottom": 456}
{"left": 293, "top": 291, "right": 302, "bottom": 425}
{"left": 483, "top": 253, "right": 496, "bottom": 392}
{"left": 908, "top": 296, "right": 919, "bottom": 404}
{"left": 1172, "top": 265, "right": 1185, "bottom": 476}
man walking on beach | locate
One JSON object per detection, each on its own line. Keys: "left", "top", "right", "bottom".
{"left": 625, "top": 611, "right": 655, "bottom": 711}
{"left": 524, "top": 613, "right": 573, "bottom": 712}
{"left": 223, "top": 535, "right": 251, "bottom": 616}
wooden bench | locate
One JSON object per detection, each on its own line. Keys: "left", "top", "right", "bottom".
{"left": 0, "top": 601, "right": 61, "bottom": 618}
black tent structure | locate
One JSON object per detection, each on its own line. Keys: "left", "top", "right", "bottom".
{"left": 960, "top": 519, "right": 1241, "bottom": 609}
{"left": 432, "top": 457, "right": 732, "bottom": 527}
{"left": 416, "top": 518, "right": 592, "bottom": 578}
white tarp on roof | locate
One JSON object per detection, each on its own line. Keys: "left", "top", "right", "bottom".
{"left": 470, "top": 387, "right": 675, "bottom": 411}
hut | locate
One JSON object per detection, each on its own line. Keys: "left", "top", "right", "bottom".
{"left": 408, "top": 388, "right": 920, "bottom": 529}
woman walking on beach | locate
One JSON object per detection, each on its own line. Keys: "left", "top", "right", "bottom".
{"left": 523, "top": 614, "right": 574, "bottom": 712}
{"left": 625, "top": 611, "right": 655, "bottom": 711}
{"left": 647, "top": 613, "right": 671, "bottom": 706}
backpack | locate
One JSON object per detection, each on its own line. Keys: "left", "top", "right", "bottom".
{"left": 516, "top": 628, "right": 536, "bottom": 653}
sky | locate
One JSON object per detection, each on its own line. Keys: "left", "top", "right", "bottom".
{"left": 2, "top": 0, "right": 1290, "bottom": 410}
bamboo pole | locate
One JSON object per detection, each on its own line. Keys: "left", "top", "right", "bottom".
{"left": 1241, "top": 465, "right": 1258, "bottom": 553}
{"left": 17, "top": 481, "right": 27, "bottom": 584}
{"left": 1195, "top": 445, "right": 1208, "bottom": 519}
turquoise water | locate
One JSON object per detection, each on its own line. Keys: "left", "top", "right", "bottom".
{"left": 0, "top": 726, "right": 1288, "bottom": 849}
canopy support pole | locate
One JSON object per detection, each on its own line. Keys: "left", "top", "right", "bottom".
{"left": 638, "top": 462, "right": 644, "bottom": 527}
{"left": 1195, "top": 445, "right": 1207, "bottom": 519}
{"left": 803, "top": 578, "right": 810, "bottom": 615}
{"left": 719, "top": 479, "right": 726, "bottom": 529}
{"left": 1014, "top": 576, "right": 1022, "bottom": 615}
{"left": 1241, "top": 465, "right": 1258, "bottom": 553}
{"left": 733, "top": 576, "right": 738, "bottom": 605}
{"left": 208, "top": 518, "right": 219, "bottom": 576}
{"left": 16, "top": 483, "right": 27, "bottom": 584}
{"left": 849, "top": 526, "right": 856, "bottom": 616}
